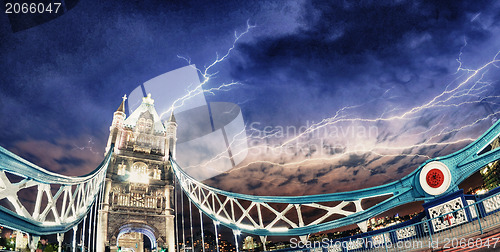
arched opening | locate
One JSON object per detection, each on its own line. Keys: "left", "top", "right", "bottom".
{"left": 117, "top": 232, "right": 154, "bottom": 252}
{"left": 117, "top": 223, "right": 157, "bottom": 252}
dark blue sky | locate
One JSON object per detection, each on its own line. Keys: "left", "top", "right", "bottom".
{"left": 1, "top": 0, "right": 500, "bottom": 196}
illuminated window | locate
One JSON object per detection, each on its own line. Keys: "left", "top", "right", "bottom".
{"left": 117, "top": 161, "right": 126, "bottom": 176}
{"left": 129, "top": 162, "right": 149, "bottom": 184}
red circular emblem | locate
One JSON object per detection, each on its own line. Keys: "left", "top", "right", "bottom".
{"left": 426, "top": 168, "right": 444, "bottom": 188}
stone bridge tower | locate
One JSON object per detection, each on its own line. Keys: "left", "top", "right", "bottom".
{"left": 97, "top": 94, "right": 177, "bottom": 252}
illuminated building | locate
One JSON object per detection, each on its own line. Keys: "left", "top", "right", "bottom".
{"left": 14, "top": 230, "right": 28, "bottom": 251}
{"left": 480, "top": 137, "right": 500, "bottom": 190}
{"left": 242, "top": 236, "right": 257, "bottom": 250}
{"left": 97, "top": 94, "right": 177, "bottom": 252}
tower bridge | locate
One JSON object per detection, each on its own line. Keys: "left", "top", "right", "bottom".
{"left": 1, "top": 93, "right": 500, "bottom": 252}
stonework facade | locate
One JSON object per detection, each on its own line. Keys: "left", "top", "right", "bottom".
{"left": 97, "top": 94, "right": 177, "bottom": 252}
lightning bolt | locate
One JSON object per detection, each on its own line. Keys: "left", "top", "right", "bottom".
{"left": 275, "top": 49, "right": 500, "bottom": 147}
{"left": 73, "top": 137, "right": 99, "bottom": 155}
{"left": 455, "top": 37, "right": 468, "bottom": 74}
{"left": 159, "top": 20, "right": 255, "bottom": 119}
{"left": 160, "top": 20, "right": 500, "bottom": 193}
{"left": 190, "top": 46, "right": 500, "bottom": 183}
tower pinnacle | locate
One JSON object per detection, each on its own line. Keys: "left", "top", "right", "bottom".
{"left": 116, "top": 94, "right": 127, "bottom": 113}
{"left": 143, "top": 93, "right": 154, "bottom": 105}
{"left": 168, "top": 111, "right": 176, "bottom": 123}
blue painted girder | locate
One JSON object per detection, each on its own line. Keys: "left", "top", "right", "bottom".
{"left": 171, "top": 118, "right": 500, "bottom": 236}
{"left": 0, "top": 146, "right": 113, "bottom": 235}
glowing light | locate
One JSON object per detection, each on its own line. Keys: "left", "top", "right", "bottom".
{"left": 235, "top": 223, "right": 256, "bottom": 231}
{"left": 128, "top": 170, "right": 149, "bottom": 184}
{"left": 475, "top": 189, "right": 488, "bottom": 195}
{"left": 269, "top": 227, "right": 288, "bottom": 232}
{"left": 216, "top": 216, "right": 231, "bottom": 224}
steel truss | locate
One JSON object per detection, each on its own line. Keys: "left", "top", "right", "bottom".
{"left": 171, "top": 119, "right": 500, "bottom": 236}
{"left": 0, "top": 146, "right": 112, "bottom": 235}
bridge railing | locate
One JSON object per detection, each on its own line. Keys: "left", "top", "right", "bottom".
{"left": 0, "top": 145, "right": 112, "bottom": 236}
{"left": 275, "top": 190, "right": 500, "bottom": 252}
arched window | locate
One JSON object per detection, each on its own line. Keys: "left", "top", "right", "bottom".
{"left": 129, "top": 162, "right": 149, "bottom": 184}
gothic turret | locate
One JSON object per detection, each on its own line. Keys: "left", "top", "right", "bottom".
{"left": 105, "top": 95, "right": 127, "bottom": 154}
{"left": 165, "top": 111, "right": 177, "bottom": 159}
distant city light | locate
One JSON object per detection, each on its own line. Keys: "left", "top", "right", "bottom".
{"left": 475, "top": 188, "right": 488, "bottom": 195}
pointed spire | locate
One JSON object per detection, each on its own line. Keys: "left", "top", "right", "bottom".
{"left": 116, "top": 94, "right": 127, "bottom": 113}
{"left": 168, "top": 110, "right": 176, "bottom": 123}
